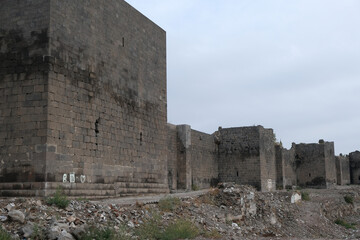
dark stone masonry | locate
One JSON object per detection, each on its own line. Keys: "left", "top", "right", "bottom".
{"left": 0, "top": 0, "right": 358, "bottom": 196}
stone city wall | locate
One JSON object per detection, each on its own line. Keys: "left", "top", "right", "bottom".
{"left": 217, "top": 126, "right": 276, "bottom": 191}
{"left": 259, "top": 127, "right": 276, "bottom": 191}
{"left": 295, "top": 141, "right": 336, "bottom": 188}
{"left": 0, "top": 0, "right": 356, "bottom": 197}
{"left": 0, "top": 0, "right": 168, "bottom": 196}
{"left": 282, "top": 145, "right": 297, "bottom": 188}
{"left": 349, "top": 151, "right": 360, "bottom": 184}
{"left": 335, "top": 155, "right": 350, "bottom": 185}
{"left": 190, "top": 129, "right": 218, "bottom": 189}
{"left": 0, "top": 0, "right": 51, "bottom": 196}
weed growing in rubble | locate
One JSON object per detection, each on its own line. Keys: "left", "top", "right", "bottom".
{"left": 301, "top": 191, "right": 310, "bottom": 201}
{"left": 335, "top": 219, "right": 356, "bottom": 229}
{"left": 344, "top": 195, "right": 354, "bottom": 204}
{"left": 161, "top": 219, "right": 200, "bottom": 240}
{"left": 192, "top": 184, "right": 199, "bottom": 191}
{"left": 135, "top": 213, "right": 162, "bottom": 240}
{"left": 46, "top": 187, "right": 70, "bottom": 209}
{"left": 203, "top": 228, "right": 222, "bottom": 239}
{"left": 158, "top": 196, "right": 181, "bottom": 212}
{"left": 136, "top": 213, "right": 200, "bottom": 240}
{"left": 0, "top": 228, "right": 13, "bottom": 240}
{"left": 31, "top": 224, "right": 46, "bottom": 240}
{"left": 80, "top": 225, "right": 130, "bottom": 240}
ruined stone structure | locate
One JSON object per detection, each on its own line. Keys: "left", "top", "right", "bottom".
{"left": 217, "top": 126, "right": 276, "bottom": 191}
{"left": 294, "top": 140, "right": 337, "bottom": 188}
{"left": 335, "top": 155, "right": 350, "bottom": 185}
{"left": 275, "top": 144, "right": 297, "bottom": 189}
{"left": 167, "top": 124, "right": 218, "bottom": 191}
{"left": 167, "top": 125, "right": 277, "bottom": 192}
{"left": 349, "top": 151, "right": 360, "bottom": 184}
{"left": 0, "top": 0, "right": 358, "bottom": 197}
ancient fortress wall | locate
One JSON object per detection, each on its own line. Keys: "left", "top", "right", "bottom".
{"left": 324, "top": 142, "right": 337, "bottom": 187}
{"left": 0, "top": 0, "right": 168, "bottom": 196}
{"left": 282, "top": 146, "right": 297, "bottom": 188}
{"left": 0, "top": 0, "right": 354, "bottom": 196}
{"left": 350, "top": 151, "right": 360, "bottom": 184}
{"left": 0, "top": 0, "right": 51, "bottom": 195}
{"left": 190, "top": 129, "right": 218, "bottom": 189}
{"left": 294, "top": 141, "right": 336, "bottom": 188}
{"left": 335, "top": 155, "right": 350, "bottom": 185}
{"left": 259, "top": 127, "right": 276, "bottom": 191}
{"left": 216, "top": 126, "right": 277, "bottom": 191}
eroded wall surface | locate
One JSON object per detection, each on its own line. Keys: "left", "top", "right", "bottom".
{"left": 350, "top": 151, "right": 360, "bottom": 184}
{"left": 282, "top": 146, "right": 297, "bottom": 188}
{"left": 217, "top": 126, "right": 276, "bottom": 191}
{"left": 336, "top": 155, "right": 350, "bottom": 185}
{"left": 295, "top": 141, "right": 336, "bottom": 188}
{"left": 259, "top": 127, "right": 276, "bottom": 191}
{"left": 190, "top": 130, "right": 218, "bottom": 189}
{"left": 324, "top": 142, "right": 337, "bottom": 188}
{"left": 275, "top": 145, "right": 284, "bottom": 188}
{"left": 167, "top": 124, "right": 178, "bottom": 190}
{"left": 0, "top": 0, "right": 51, "bottom": 195}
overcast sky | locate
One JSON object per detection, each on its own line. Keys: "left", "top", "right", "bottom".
{"left": 126, "top": 0, "right": 360, "bottom": 155}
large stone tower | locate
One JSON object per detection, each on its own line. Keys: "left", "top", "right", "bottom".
{"left": 0, "top": 0, "right": 168, "bottom": 196}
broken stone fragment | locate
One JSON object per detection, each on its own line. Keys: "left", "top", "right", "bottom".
{"left": 66, "top": 215, "right": 76, "bottom": 223}
{"left": 291, "top": 192, "right": 301, "bottom": 203}
{"left": 5, "top": 203, "right": 15, "bottom": 211}
{"left": 48, "top": 225, "right": 62, "bottom": 240}
{"left": 232, "top": 222, "right": 241, "bottom": 230}
{"left": 127, "top": 220, "right": 135, "bottom": 228}
{"left": 58, "top": 230, "right": 75, "bottom": 240}
{"left": 70, "top": 223, "right": 88, "bottom": 240}
{"left": 22, "top": 222, "right": 35, "bottom": 238}
{"left": 8, "top": 210, "right": 25, "bottom": 223}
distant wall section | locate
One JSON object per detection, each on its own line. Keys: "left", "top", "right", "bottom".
{"left": 336, "top": 155, "right": 350, "bottom": 185}
{"left": 217, "top": 126, "right": 276, "bottom": 191}
{"left": 350, "top": 151, "right": 360, "bottom": 184}
{"left": 191, "top": 130, "right": 218, "bottom": 189}
{"left": 295, "top": 141, "right": 336, "bottom": 188}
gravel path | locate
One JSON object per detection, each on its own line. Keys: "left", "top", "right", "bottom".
{"left": 91, "top": 189, "right": 209, "bottom": 205}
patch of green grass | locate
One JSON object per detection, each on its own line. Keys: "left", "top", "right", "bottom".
{"left": 135, "top": 213, "right": 162, "bottom": 240}
{"left": 301, "top": 191, "right": 310, "bottom": 201}
{"left": 46, "top": 186, "right": 70, "bottom": 209}
{"left": 31, "top": 224, "right": 46, "bottom": 240}
{"left": 135, "top": 216, "right": 200, "bottom": 240}
{"left": 76, "top": 197, "right": 90, "bottom": 202}
{"left": 344, "top": 195, "right": 354, "bottom": 204}
{"left": 158, "top": 196, "right": 181, "bottom": 212}
{"left": 335, "top": 219, "right": 356, "bottom": 229}
{"left": 80, "top": 226, "right": 130, "bottom": 240}
{"left": 192, "top": 184, "right": 199, "bottom": 191}
{"left": 203, "top": 229, "right": 222, "bottom": 239}
{"left": 160, "top": 219, "right": 200, "bottom": 240}
{"left": 0, "top": 228, "right": 13, "bottom": 240}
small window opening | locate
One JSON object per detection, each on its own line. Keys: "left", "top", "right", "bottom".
{"left": 309, "top": 173, "right": 311, "bottom": 177}
{"left": 95, "top": 117, "right": 100, "bottom": 137}
{"left": 122, "top": 37, "right": 125, "bottom": 47}
{"left": 236, "top": 171, "right": 239, "bottom": 177}
{"left": 139, "top": 132, "right": 143, "bottom": 145}
{"left": 358, "top": 176, "right": 360, "bottom": 181}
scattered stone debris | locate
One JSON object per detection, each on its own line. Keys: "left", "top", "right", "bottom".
{"left": 0, "top": 184, "right": 359, "bottom": 239}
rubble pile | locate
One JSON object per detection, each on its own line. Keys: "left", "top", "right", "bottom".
{"left": 0, "top": 184, "right": 359, "bottom": 239}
